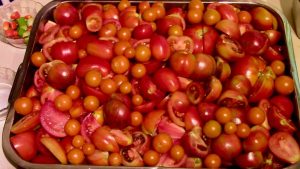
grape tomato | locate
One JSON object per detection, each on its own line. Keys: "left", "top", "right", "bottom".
{"left": 9, "top": 0, "right": 300, "bottom": 168}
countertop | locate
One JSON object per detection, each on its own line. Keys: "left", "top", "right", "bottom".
{"left": 0, "top": 0, "right": 299, "bottom": 168}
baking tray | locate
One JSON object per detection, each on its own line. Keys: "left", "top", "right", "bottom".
{"left": 2, "top": 0, "right": 300, "bottom": 168}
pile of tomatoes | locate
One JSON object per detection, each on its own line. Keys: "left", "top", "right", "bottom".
{"left": 9, "top": 0, "right": 300, "bottom": 168}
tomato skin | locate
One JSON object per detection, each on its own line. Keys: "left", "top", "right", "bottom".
{"left": 152, "top": 133, "right": 173, "bottom": 154}
{"left": 274, "top": 75, "right": 294, "bottom": 95}
{"left": 150, "top": 34, "right": 171, "bottom": 61}
{"left": 184, "top": 25, "right": 219, "bottom": 55}
{"left": 212, "top": 134, "right": 242, "bottom": 162}
{"left": 139, "top": 75, "right": 165, "bottom": 101}
{"left": 156, "top": 15, "right": 183, "bottom": 35}
{"left": 133, "top": 24, "right": 153, "bottom": 40}
{"left": 235, "top": 151, "right": 263, "bottom": 168}
{"left": 50, "top": 41, "right": 79, "bottom": 64}
{"left": 47, "top": 63, "right": 76, "bottom": 90}
{"left": 91, "top": 127, "right": 119, "bottom": 153}
{"left": 142, "top": 110, "right": 165, "bottom": 136}
{"left": 170, "top": 144, "right": 185, "bottom": 162}
{"left": 184, "top": 106, "right": 202, "bottom": 131}
{"left": 143, "top": 150, "right": 160, "bottom": 166}
{"left": 87, "top": 40, "right": 114, "bottom": 60}
{"left": 267, "top": 105, "right": 296, "bottom": 133}
{"left": 31, "top": 52, "right": 47, "bottom": 67}
{"left": 204, "top": 154, "right": 221, "bottom": 168}
{"left": 76, "top": 34, "right": 99, "bottom": 50}
{"left": 76, "top": 55, "right": 111, "bottom": 78}
{"left": 53, "top": 3, "right": 79, "bottom": 26}
{"left": 87, "top": 150, "right": 109, "bottom": 166}
{"left": 11, "top": 111, "right": 40, "bottom": 134}
{"left": 10, "top": 131, "right": 37, "bottom": 161}
{"left": 243, "top": 130, "right": 268, "bottom": 152}
{"left": 270, "top": 95, "right": 294, "bottom": 119}
{"left": 108, "top": 152, "right": 122, "bottom": 166}
{"left": 193, "top": 53, "right": 216, "bottom": 80}
{"left": 153, "top": 68, "right": 180, "bottom": 92}
{"left": 14, "top": 97, "right": 33, "bottom": 116}
{"left": 104, "top": 99, "right": 131, "bottom": 129}
{"left": 31, "top": 154, "right": 59, "bottom": 164}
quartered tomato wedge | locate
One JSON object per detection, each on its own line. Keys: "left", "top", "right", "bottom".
{"left": 81, "top": 113, "right": 101, "bottom": 143}
{"left": 269, "top": 132, "right": 300, "bottom": 164}
{"left": 11, "top": 111, "right": 40, "bottom": 134}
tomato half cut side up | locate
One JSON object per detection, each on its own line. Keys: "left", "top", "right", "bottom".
{"left": 268, "top": 131, "right": 300, "bottom": 164}
{"left": 40, "top": 101, "right": 70, "bottom": 137}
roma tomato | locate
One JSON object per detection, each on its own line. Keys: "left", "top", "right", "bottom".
{"left": 150, "top": 34, "right": 171, "bottom": 61}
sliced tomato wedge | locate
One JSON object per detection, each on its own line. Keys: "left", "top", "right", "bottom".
{"left": 81, "top": 113, "right": 101, "bottom": 143}
{"left": 40, "top": 101, "right": 70, "bottom": 137}
{"left": 40, "top": 137, "right": 67, "bottom": 164}
{"left": 269, "top": 132, "right": 300, "bottom": 164}
{"left": 11, "top": 111, "right": 40, "bottom": 134}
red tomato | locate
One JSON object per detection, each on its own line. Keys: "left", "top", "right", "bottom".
{"left": 53, "top": 3, "right": 79, "bottom": 26}
{"left": 10, "top": 131, "right": 37, "bottom": 161}
{"left": 50, "top": 41, "right": 79, "bottom": 64}
{"left": 31, "top": 154, "right": 59, "bottom": 164}
{"left": 11, "top": 111, "right": 40, "bottom": 134}
{"left": 150, "top": 34, "right": 171, "bottom": 61}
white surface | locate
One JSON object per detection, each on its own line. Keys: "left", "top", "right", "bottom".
{"left": 0, "top": 0, "right": 300, "bottom": 168}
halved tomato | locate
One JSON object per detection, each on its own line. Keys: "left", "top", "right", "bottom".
{"left": 269, "top": 132, "right": 300, "bottom": 164}
{"left": 40, "top": 101, "right": 70, "bottom": 137}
